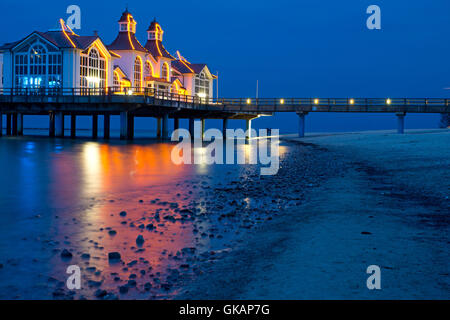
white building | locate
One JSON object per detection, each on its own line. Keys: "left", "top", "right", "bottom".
{"left": 0, "top": 9, "right": 216, "bottom": 98}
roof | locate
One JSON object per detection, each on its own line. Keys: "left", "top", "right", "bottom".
{"left": 0, "top": 30, "right": 109, "bottom": 52}
{"left": 147, "top": 19, "right": 160, "bottom": 32}
{"left": 144, "top": 76, "right": 170, "bottom": 83}
{"left": 118, "top": 10, "right": 135, "bottom": 23}
{"left": 171, "top": 60, "right": 195, "bottom": 74}
{"left": 144, "top": 40, "right": 174, "bottom": 59}
{"left": 108, "top": 32, "right": 147, "bottom": 52}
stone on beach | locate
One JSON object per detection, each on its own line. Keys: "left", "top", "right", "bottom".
{"left": 60, "top": 249, "right": 72, "bottom": 259}
{"left": 108, "top": 252, "right": 121, "bottom": 261}
{"left": 136, "top": 235, "right": 145, "bottom": 245}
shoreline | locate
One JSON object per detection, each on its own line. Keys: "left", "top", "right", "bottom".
{"left": 180, "top": 129, "right": 449, "bottom": 299}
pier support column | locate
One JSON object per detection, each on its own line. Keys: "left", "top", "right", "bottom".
{"left": 0, "top": 112, "right": 3, "bottom": 137}
{"left": 201, "top": 119, "right": 205, "bottom": 139}
{"left": 223, "top": 118, "right": 228, "bottom": 139}
{"left": 103, "top": 114, "right": 110, "bottom": 139}
{"left": 70, "top": 114, "right": 76, "bottom": 138}
{"left": 126, "top": 114, "right": 134, "bottom": 140}
{"left": 49, "top": 112, "right": 55, "bottom": 137}
{"left": 12, "top": 113, "right": 18, "bottom": 136}
{"left": 92, "top": 114, "right": 98, "bottom": 139}
{"left": 396, "top": 112, "right": 406, "bottom": 134}
{"left": 120, "top": 112, "right": 128, "bottom": 140}
{"left": 156, "top": 118, "right": 162, "bottom": 138}
{"left": 246, "top": 119, "right": 252, "bottom": 139}
{"left": 162, "top": 114, "right": 169, "bottom": 140}
{"left": 55, "top": 112, "right": 64, "bottom": 137}
{"left": 17, "top": 113, "right": 23, "bottom": 136}
{"left": 172, "top": 118, "right": 179, "bottom": 140}
{"left": 6, "top": 114, "right": 12, "bottom": 136}
{"left": 189, "top": 118, "right": 195, "bottom": 138}
{"left": 297, "top": 112, "right": 308, "bottom": 138}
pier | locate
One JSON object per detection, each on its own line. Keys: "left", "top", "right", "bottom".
{"left": 0, "top": 88, "right": 449, "bottom": 139}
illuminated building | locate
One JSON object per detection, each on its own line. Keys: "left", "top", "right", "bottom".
{"left": 0, "top": 9, "right": 217, "bottom": 98}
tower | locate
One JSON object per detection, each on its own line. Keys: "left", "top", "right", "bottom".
{"left": 118, "top": 9, "right": 137, "bottom": 34}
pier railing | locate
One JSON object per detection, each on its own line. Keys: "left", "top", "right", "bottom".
{"left": 0, "top": 87, "right": 449, "bottom": 113}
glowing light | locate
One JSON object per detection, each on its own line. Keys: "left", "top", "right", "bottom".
{"left": 60, "top": 19, "right": 76, "bottom": 48}
{"left": 386, "top": 98, "right": 392, "bottom": 105}
{"left": 349, "top": 98, "right": 355, "bottom": 105}
{"left": 86, "top": 76, "right": 100, "bottom": 84}
{"left": 197, "top": 93, "right": 206, "bottom": 98}
{"left": 127, "top": 14, "right": 135, "bottom": 50}
{"left": 314, "top": 99, "right": 319, "bottom": 105}
{"left": 246, "top": 99, "right": 251, "bottom": 105}
{"left": 127, "top": 89, "right": 133, "bottom": 95}
{"left": 280, "top": 99, "right": 285, "bottom": 105}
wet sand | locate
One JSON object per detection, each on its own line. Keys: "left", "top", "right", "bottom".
{"left": 181, "top": 129, "right": 449, "bottom": 299}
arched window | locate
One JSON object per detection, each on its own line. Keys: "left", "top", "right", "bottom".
{"left": 145, "top": 61, "right": 154, "bottom": 77}
{"left": 134, "top": 57, "right": 142, "bottom": 91}
{"left": 113, "top": 72, "right": 120, "bottom": 92}
{"left": 194, "top": 71, "right": 210, "bottom": 98}
{"left": 161, "top": 63, "right": 169, "bottom": 81}
{"left": 14, "top": 42, "right": 62, "bottom": 90}
{"left": 80, "top": 47, "right": 106, "bottom": 92}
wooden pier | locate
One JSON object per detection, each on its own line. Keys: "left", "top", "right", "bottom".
{"left": 0, "top": 88, "right": 449, "bottom": 139}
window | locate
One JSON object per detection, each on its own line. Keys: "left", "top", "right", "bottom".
{"left": 145, "top": 61, "right": 153, "bottom": 77}
{"left": 80, "top": 47, "right": 106, "bottom": 93}
{"left": 161, "top": 63, "right": 169, "bottom": 81}
{"left": 194, "top": 71, "right": 210, "bottom": 98}
{"left": 14, "top": 42, "right": 62, "bottom": 91}
{"left": 134, "top": 57, "right": 142, "bottom": 91}
{"left": 113, "top": 72, "right": 120, "bottom": 92}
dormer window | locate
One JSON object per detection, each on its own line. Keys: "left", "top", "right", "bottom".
{"left": 120, "top": 24, "right": 127, "bottom": 32}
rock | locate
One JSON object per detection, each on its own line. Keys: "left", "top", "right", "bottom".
{"left": 144, "top": 282, "right": 152, "bottom": 291}
{"left": 119, "top": 211, "right": 127, "bottom": 217}
{"left": 119, "top": 285, "right": 129, "bottom": 294}
{"left": 127, "top": 279, "right": 137, "bottom": 287}
{"left": 81, "top": 253, "right": 90, "bottom": 260}
{"left": 108, "top": 252, "right": 121, "bottom": 261}
{"left": 61, "top": 249, "right": 73, "bottom": 259}
{"left": 108, "top": 230, "right": 117, "bottom": 236}
{"left": 88, "top": 280, "right": 103, "bottom": 288}
{"left": 146, "top": 224, "right": 155, "bottom": 231}
{"left": 94, "top": 289, "right": 108, "bottom": 298}
{"left": 361, "top": 231, "right": 372, "bottom": 235}
{"left": 136, "top": 235, "right": 145, "bottom": 245}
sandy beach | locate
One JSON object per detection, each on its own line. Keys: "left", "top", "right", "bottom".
{"left": 181, "top": 129, "right": 449, "bottom": 299}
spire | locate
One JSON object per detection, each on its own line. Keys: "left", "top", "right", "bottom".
{"left": 118, "top": 9, "right": 136, "bottom": 34}
{"left": 147, "top": 19, "right": 163, "bottom": 41}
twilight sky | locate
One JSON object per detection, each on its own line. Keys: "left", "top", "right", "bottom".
{"left": 1, "top": 0, "right": 449, "bottom": 132}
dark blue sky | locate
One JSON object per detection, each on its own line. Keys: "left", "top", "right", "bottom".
{"left": 1, "top": 0, "right": 449, "bottom": 133}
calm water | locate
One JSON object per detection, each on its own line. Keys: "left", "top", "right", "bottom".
{"left": 0, "top": 134, "right": 288, "bottom": 299}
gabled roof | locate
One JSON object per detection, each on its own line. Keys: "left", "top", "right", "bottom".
{"left": 0, "top": 30, "right": 114, "bottom": 55}
{"left": 144, "top": 40, "right": 174, "bottom": 60}
{"left": 113, "top": 65, "right": 129, "bottom": 80}
{"left": 108, "top": 32, "right": 147, "bottom": 52}
{"left": 171, "top": 60, "right": 195, "bottom": 74}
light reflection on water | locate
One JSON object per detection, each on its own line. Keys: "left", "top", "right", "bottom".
{"left": 0, "top": 136, "right": 286, "bottom": 299}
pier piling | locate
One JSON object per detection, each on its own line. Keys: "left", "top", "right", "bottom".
{"left": 397, "top": 112, "right": 406, "bottom": 134}
{"left": 162, "top": 114, "right": 169, "bottom": 140}
{"left": 223, "top": 118, "right": 228, "bottom": 139}
{"left": 103, "top": 114, "right": 110, "bottom": 139}
{"left": 246, "top": 119, "right": 252, "bottom": 139}
{"left": 49, "top": 112, "right": 55, "bottom": 137}
{"left": 17, "top": 113, "right": 23, "bottom": 136}
{"left": 12, "top": 113, "right": 18, "bottom": 136}
{"left": 92, "top": 114, "right": 98, "bottom": 139}
{"left": 120, "top": 112, "right": 128, "bottom": 140}
{"left": 70, "top": 115, "right": 76, "bottom": 138}
{"left": 0, "top": 112, "right": 2, "bottom": 137}
{"left": 189, "top": 118, "right": 195, "bottom": 138}
{"left": 55, "top": 112, "right": 64, "bottom": 137}
{"left": 173, "top": 118, "right": 179, "bottom": 140}
{"left": 156, "top": 118, "right": 161, "bottom": 138}
{"left": 297, "top": 112, "right": 308, "bottom": 138}
{"left": 6, "top": 114, "right": 11, "bottom": 136}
